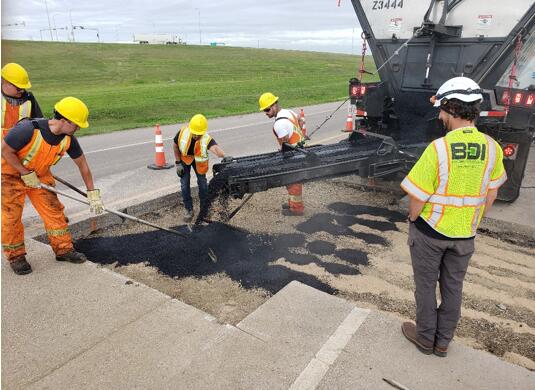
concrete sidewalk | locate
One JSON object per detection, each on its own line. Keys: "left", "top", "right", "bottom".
{"left": 2, "top": 239, "right": 534, "bottom": 389}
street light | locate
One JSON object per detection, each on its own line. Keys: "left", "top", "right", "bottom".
{"left": 43, "top": 0, "right": 53, "bottom": 40}
{"left": 53, "top": 14, "right": 61, "bottom": 41}
{"left": 194, "top": 8, "right": 201, "bottom": 45}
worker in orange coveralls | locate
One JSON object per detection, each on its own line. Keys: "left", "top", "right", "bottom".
{"left": 259, "top": 92, "right": 306, "bottom": 216}
{"left": 1, "top": 97, "right": 104, "bottom": 275}
{"left": 1, "top": 62, "right": 43, "bottom": 135}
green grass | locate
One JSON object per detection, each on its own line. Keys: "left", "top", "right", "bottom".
{"left": 2, "top": 40, "right": 378, "bottom": 136}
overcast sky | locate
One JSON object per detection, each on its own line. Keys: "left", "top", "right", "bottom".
{"left": 2, "top": 0, "right": 364, "bottom": 54}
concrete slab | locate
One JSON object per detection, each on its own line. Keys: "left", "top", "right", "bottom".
{"left": 1, "top": 238, "right": 170, "bottom": 389}
{"left": 237, "top": 280, "right": 355, "bottom": 348}
{"left": 317, "top": 310, "right": 535, "bottom": 390}
{"left": 170, "top": 325, "right": 302, "bottom": 390}
{"left": 27, "top": 300, "right": 226, "bottom": 390}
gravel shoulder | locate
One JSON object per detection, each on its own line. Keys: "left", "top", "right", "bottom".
{"left": 75, "top": 176, "right": 535, "bottom": 370}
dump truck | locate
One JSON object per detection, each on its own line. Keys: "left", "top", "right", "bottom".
{"left": 204, "top": 0, "right": 534, "bottom": 218}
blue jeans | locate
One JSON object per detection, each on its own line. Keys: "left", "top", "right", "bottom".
{"left": 180, "top": 162, "right": 207, "bottom": 211}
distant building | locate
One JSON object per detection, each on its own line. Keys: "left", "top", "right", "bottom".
{"left": 133, "top": 34, "right": 184, "bottom": 45}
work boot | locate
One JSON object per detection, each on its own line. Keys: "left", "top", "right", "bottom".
{"left": 56, "top": 250, "right": 87, "bottom": 264}
{"left": 9, "top": 256, "right": 32, "bottom": 275}
{"left": 281, "top": 209, "right": 304, "bottom": 217}
{"left": 401, "top": 322, "right": 433, "bottom": 355}
{"left": 434, "top": 344, "right": 448, "bottom": 357}
{"left": 183, "top": 209, "right": 194, "bottom": 223}
{"left": 281, "top": 203, "right": 290, "bottom": 210}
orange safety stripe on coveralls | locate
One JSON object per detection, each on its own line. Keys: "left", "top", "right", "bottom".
{"left": 274, "top": 111, "right": 305, "bottom": 214}
{"left": 1, "top": 127, "right": 73, "bottom": 261}
{"left": 1, "top": 97, "right": 32, "bottom": 136}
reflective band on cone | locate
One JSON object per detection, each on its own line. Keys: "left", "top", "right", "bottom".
{"left": 300, "top": 108, "right": 308, "bottom": 138}
{"left": 147, "top": 124, "right": 173, "bottom": 170}
{"left": 344, "top": 103, "right": 354, "bottom": 132}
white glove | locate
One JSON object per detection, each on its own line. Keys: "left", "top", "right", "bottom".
{"left": 21, "top": 171, "right": 40, "bottom": 188}
{"left": 87, "top": 189, "right": 104, "bottom": 214}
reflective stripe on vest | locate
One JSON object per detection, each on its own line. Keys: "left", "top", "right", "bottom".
{"left": 1, "top": 96, "right": 32, "bottom": 130}
{"left": 18, "top": 129, "right": 71, "bottom": 175}
{"left": 422, "top": 128, "right": 498, "bottom": 236}
{"left": 274, "top": 112, "right": 305, "bottom": 146}
{"left": 178, "top": 127, "right": 211, "bottom": 174}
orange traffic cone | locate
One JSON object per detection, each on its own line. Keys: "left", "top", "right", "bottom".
{"left": 147, "top": 124, "right": 173, "bottom": 170}
{"left": 300, "top": 108, "right": 310, "bottom": 139}
{"left": 344, "top": 103, "right": 354, "bottom": 132}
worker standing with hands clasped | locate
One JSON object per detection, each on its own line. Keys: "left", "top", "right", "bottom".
{"left": 400, "top": 77, "right": 507, "bottom": 357}
{"left": 2, "top": 63, "right": 42, "bottom": 135}
{"left": 1, "top": 97, "right": 104, "bottom": 275}
{"left": 259, "top": 92, "right": 306, "bottom": 216}
{"left": 173, "top": 114, "right": 230, "bottom": 223}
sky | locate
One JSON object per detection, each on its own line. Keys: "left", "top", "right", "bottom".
{"left": 1, "top": 0, "right": 365, "bottom": 54}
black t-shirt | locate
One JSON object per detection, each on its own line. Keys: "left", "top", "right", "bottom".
{"left": 4, "top": 118, "right": 83, "bottom": 160}
{"left": 173, "top": 131, "right": 217, "bottom": 156}
{"left": 413, "top": 217, "right": 474, "bottom": 241}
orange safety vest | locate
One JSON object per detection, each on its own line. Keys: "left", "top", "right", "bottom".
{"left": 1, "top": 96, "right": 32, "bottom": 137}
{"left": 2, "top": 125, "right": 71, "bottom": 180}
{"left": 272, "top": 111, "right": 305, "bottom": 146}
{"left": 177, "top": 126, "right": 212, "bottom": 175}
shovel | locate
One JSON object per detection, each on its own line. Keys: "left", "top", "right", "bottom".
{"left": 45, "top": 178, "right": 218, "bottom": 262}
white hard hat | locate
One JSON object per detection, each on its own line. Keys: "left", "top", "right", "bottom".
{"left": 433, "top": 77, "right": 483, "bottom": 107}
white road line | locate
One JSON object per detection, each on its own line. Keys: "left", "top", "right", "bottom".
{"left": 289, "top": 307, "right": 370, "bottom": 390}
{"left": 81, "top": 108, "right": 338, "bottom": 155}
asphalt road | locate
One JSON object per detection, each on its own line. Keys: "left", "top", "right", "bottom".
{"left": 23, "top": 100, "right": 352, "bottom": 233}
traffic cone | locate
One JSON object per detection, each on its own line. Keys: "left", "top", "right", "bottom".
{"left": 344, "top": 103, "right": 354, "bottom": 132}
{"left": 300, "top": 108, "right": 310, "bottom": 140}
{"left": 147, "top": 124, "right": 173, "bottom": 170}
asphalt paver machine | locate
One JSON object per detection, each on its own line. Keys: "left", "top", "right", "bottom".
{"left": 208, "top": 0, "right": 535, "bottom": 213}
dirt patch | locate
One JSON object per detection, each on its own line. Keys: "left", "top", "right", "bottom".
{"left": 75, "top": 176, "right": 535, "bottom": 370}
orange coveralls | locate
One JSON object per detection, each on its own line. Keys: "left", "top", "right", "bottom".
{"left": 274, "top": 113, "right": 305, "bottom": 214}
{"left": 1, "top": 127, "right": 73, "bottom": 261}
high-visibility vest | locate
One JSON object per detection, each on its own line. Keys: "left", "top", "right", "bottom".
{"left": 1, "top": 96, "right": 32, "bottom": 136}
{"left": 177, "top": 126, "right": 212, "bottom": 175}
{"left": 273, "top": 110, "right": 305, "bottom": 146}
{"left": 2, "top": 126, "right": 71, "bottom": 178}
{"left": 401, "top": 126, "right": 507, "bottom": 238}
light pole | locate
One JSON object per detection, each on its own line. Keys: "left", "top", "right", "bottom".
{"left": 53, "top": 14, "right": 61, "bottom": 41}
{"left": 44, "top": 0, "right": 53, "bottom": 40}
{"left": 194, "top": 8, "right": 201, "bottom": 45}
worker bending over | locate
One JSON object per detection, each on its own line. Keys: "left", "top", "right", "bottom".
{"left": 173, "top": 114, "right": 229, "bottom": 222}
{"left": 259, "top": 92, "right": 306, "bottom": 216}
{"left": 1, "top": 97, "right": 104, "bottom": 275}
{"left": 2, "top": 63, "right": 42, "bottom": 135}
{"left": 400, "top": 77, "right": 506, "bottom": 357}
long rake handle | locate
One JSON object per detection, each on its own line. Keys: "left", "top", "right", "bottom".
{"left": 41, "top": 184, "right": 188, "bottom": 238}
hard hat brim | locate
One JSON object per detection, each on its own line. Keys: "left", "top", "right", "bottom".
{"left": 259, "top": 96, "right": 278, "bottom": 111}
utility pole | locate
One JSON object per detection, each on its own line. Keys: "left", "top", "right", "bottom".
{"left": 195, "top": 8, "right": 201, "bottom": 45}
{"left": 69, "top": 9, "right": 75, "bottom": 42}
{"left": 44, "top": 0, "right": 53, "bottom": 40}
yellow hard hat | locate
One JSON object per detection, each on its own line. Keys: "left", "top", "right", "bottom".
{"left": 258, "top": 92, "right": 278, "bottom": 111}
{"left": 54, "top": 97, "right": 90, "bottom": 128}
{"left": 1, "top": 63, "right": 31, "bottom": 89}
{"left": 189, "top": 114, "right": 208, "bottom": 135}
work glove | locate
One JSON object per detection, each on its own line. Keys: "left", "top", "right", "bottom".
{"left": 221, "top": 156, "right": 234, "bottom": 164}
{"left": 87, "top": 189, "right": 105, "bottom": 215}
{"left": 296, "top": 140, "right": 306, "bottom": 148}
{"left": 176, "top": 162, "right": 185, "bottom": 178}
{"left": 21, "top": 171, "right": 41, "bottom": 188}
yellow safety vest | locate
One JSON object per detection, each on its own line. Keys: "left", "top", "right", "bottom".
{"left": 401, "top": 126, "right": 507, "bottom": 238}
{"left": 1, "top": 96, "right": 32, "bottom": 135}
{"left": 177, "top": 127, "right": 212, "bottom": 174}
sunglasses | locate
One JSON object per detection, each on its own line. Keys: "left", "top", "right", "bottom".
{"left": 263, "top": 106, "right": 272, "bottom": 113}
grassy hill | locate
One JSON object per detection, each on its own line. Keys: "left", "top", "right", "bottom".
{"left": 2, "top": 40, "right": 378, "bottom": 136}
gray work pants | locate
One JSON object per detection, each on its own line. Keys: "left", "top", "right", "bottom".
{"left": 407, "top": 222, "right": 475, "bottom": 347}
